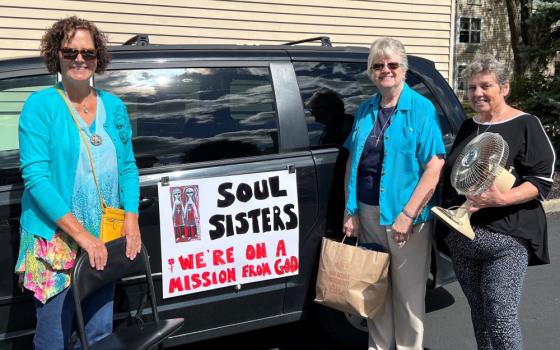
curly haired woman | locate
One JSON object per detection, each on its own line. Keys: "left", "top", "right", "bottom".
{"left": 15, "top": 16, "right": 140, "bottom": 349}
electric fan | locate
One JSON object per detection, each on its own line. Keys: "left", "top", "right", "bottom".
{"left": 431, "top": 132, "right": 515, "bottom": 239}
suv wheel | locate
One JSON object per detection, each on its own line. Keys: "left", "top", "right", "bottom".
{"left": 316, "top": 305, "right": 368, "bottom": 348}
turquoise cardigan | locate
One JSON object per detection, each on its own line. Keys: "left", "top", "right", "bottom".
{"left": 343, "top": 83, "right": 445, "bottom": 225}
{"left": 19, "top": 83, "right": 139, "bottom": 240}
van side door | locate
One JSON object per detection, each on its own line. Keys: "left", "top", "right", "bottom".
{"left": 95, "top": 58, "right": 319, "bottom": 345}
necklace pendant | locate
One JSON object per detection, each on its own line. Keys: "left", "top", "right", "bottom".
{"left": 83, "top": 105, "right": 89, "bottom": 114}
{"left": 90, "top": 134, "right": 103, "bottom": 146}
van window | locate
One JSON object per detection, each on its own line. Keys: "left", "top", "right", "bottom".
{"left": 294, "top": 62, "right": 452, "bottom": 149}
{"left": 406, "top": 72, "right": 452, "bottom": 138}
{"left": 95, "top": 67, "right": 279, "bottom": 168}
{"left": 293, "top": 62, "right": 374, "bottom": 149}
{"left": 0, "top": 74, "right": 56, "bottom": 185}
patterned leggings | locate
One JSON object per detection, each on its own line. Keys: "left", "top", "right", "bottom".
{"left": 446, "top": 227, "right": 530, "bottom": 350}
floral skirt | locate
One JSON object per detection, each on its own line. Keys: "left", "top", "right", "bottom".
{"left": 15, "top": 230, "right": 79, "bottom": 304}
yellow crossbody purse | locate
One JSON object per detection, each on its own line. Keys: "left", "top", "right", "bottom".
{"left": 56, "top": 86, "right": 125, "bottom": 243}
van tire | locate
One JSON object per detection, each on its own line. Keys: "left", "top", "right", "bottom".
{"left": 316, "top": 305, "right": 368, "bottom": 349}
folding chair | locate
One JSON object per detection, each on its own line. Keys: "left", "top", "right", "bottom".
{"left": 71, "top": 237, "right": 184, "bottom": 350}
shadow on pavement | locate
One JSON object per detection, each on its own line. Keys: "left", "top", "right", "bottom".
{"left": 426, "top": 286, "right": 455, "bottom": 313}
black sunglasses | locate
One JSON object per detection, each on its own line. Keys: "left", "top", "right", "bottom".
{"left": 371, "top": 62, "right": 401, "bottom": 71}
{"left": 60, "top": 48, "right": 97, "bottom": 61}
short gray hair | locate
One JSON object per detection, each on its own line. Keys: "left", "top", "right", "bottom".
{"left": 367, "top": 37, "right": 408, "bottom": 77}
{"left": 461, "top": 54, "right": 511, "bottom": 86}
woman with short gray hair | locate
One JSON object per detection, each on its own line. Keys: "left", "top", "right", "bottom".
{"left": 343, "top": 37, "right": 445, "bottom": 349}
{"left": 440, "top": 54, "right": 555, "bottom": 350}
{"left": 461, "top": 53, "right": 510, "bottom": 86}
{"left": 366, "top": 37, "right": 409, "bottom": 77}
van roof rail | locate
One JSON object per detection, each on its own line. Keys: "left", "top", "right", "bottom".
{"left": 283, "top": 36, "right": 332, "bottom": 47}
{"left": 123, "top": 34, "right": 150, "bottom": 46}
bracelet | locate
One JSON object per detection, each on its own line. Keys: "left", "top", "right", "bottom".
{"left": 344, "top": 209, "right": 356, "bottom": 218}
{"left": 401, "top": 209, "right": 416, "bottom": 220}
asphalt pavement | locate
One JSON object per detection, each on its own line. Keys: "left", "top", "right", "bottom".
{"left": 176, "top": 211, "right": 560, "bottom": 350}
{"left": 424, "top": 211, "right": 560, "bottom": 350}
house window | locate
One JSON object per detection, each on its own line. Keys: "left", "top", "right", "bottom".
{"left": 467, "top": 0, "right": 481, "bottom": 5}
{"left": 459, "top": 17, "right": 481, "bottom": 44}
{"left": 456, "top": 64, "right": 467, "bottom": 91}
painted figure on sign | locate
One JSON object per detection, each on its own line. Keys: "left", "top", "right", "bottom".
{"left": 184, "top": 186, "right": 200, "bottom": 241}
{"left": 171, "top": 188, "right": 186, "bottom": 241}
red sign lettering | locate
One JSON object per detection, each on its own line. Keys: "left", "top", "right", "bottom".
{"left": 212, "top": 246, "right": 235, "bottom": 266}
{"left": 178, "top": 252, "right": 206, "bottom": 270}
{"left": 275, "top": 239, "right": 286, "bottom": 257}
{"left": 245, "top": 242, "right": 267, "bottom": 260}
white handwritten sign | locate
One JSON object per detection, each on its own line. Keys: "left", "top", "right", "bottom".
{"left": 158, "top": 170, "right": 299, "bottom": 299}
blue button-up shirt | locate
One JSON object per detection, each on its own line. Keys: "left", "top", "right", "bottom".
{"left": 343, "top": 83, "right": 445, "bottom": 225}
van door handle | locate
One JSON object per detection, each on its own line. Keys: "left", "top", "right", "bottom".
{"left": 139, "top": 197, "right": 155, "bottom": 211}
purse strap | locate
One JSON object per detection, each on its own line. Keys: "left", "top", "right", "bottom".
{"left": 55, "top": 85, "right": 107, "bottom": 211}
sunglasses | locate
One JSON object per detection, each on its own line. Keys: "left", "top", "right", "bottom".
{"left": 60, "top": 48, "right": 97, "bottom": 61}
{"left": 371, "top": 62, "right": 401, "bottom": 71}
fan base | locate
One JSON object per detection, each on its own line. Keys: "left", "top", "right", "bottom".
{"left": 431, "top": 207, "right": 475, "bottom": 240}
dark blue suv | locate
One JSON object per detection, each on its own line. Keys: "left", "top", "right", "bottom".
{"left": 0, "top": 37, "right": 464, "bottom": 349}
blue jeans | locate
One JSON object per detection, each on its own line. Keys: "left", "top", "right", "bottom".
{"left": 34, "top": 282, "right": 115, "bottom": 350}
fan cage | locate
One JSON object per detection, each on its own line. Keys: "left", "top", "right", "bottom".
{"left": 451, "top": 132, "right": 509, "bottom": 196}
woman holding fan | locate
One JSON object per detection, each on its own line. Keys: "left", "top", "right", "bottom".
{"left": 441, "top": 54, "right": 555, "bottom": 350}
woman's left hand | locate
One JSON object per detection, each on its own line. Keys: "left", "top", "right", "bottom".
{"left": 391, "top": 213, "right": 413, "bottom": 245}
{"left": 466, "top": 183, "right": 505, "bottom": 213}
{"left": 123, "top": 213, "right": 142, "bottom": 260}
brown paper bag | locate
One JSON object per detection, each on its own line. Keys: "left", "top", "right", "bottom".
{"left": 314, "top": 237, "right": 390, "bottom": 318}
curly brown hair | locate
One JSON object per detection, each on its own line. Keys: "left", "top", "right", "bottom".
{"left": 40, "top": 16, "right": 110, "bottom": 74}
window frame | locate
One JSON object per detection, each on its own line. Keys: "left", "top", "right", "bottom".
{"left": 459, "top": 16, "right": 482, "bottom": 44}
{"left": 456, "top": 64, "right": 468, "bottom": 92}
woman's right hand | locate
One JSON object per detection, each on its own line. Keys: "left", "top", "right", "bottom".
{"left": 56, "top": 213, "right": 108, "bottom": 270}
{"left": 75, "top": 231, "right": 107, "bottom": 271}
{"left": 343, "top": 214, "right": 360, "bottom": 237}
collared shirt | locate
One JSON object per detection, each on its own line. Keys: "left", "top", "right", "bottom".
{"left": 343, "top": 83, "right": 445, "bottom": 225}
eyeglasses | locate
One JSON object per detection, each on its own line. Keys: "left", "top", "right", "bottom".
{"left": 60, "top": 48, "right": 97, "bottom": 61}
{"left": 371, "top": 62, "right": 401, "bottom": 71}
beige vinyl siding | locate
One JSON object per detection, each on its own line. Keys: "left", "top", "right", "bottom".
{"left": 0, "top": 0, "right": 453, "bottom": 79}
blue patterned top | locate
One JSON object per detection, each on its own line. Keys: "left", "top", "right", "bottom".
{"left": 71, "top": 97, "right": 120, "bottom": 237}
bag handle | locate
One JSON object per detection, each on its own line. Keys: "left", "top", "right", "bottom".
{"left": 341, "top": 235, "right": 359, "bottom": 246}
{"left": 55, "top": 85, "right": 107, "bottom": 211}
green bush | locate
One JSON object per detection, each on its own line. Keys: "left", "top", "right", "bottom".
{"left": 460, "top": 101, "right": 475, "bottom": 119}
{"left": 509, "top": 74, "right": 559, "bottom": 169}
